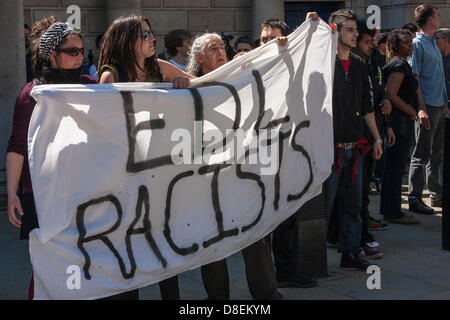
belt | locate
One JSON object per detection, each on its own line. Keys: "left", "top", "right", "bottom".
{"left": 336, "top": 142, "right": 357, "bottom": 149}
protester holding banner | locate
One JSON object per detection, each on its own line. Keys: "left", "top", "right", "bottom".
{"left": 328, "top": 18, "right": 392, "bottom": 260}
{"left": 6, "top": 16, "right": 97, "bottom": 300}
{"left": 323, "top": 9, "right": 383, "bottom": 271}
{"left": 380, "top": 29, "right": 420, "bottom": 225}
{"left": 97, "top": 14, "right": 194, "bottom": 300}
{"left": 186, "top": 32, "right": 282, "bottom": 300}
{"left": 258, "top": 16, "right": 320, "bottom": 288}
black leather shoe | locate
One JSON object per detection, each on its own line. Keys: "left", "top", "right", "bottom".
{"left": 340, "top": 252, "right": 372, "bottom": 271}
{"left": 409, "top": 199, "right": 435, "bottom": 215}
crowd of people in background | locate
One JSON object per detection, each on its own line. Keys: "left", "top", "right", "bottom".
{"left": 8, "top": 3, "right": 449, "bottom": 300}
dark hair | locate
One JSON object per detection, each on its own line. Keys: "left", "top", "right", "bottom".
{"left": 380, "top": 32, "right": 388, "bottom": 44}
{"left": 329, "top": 9, "right": 358, "bottom": 32}
{"left": 95, "top": 33, "right": 104, "bottom": 50}
{"left": 414, "top": 5, "right": 438, "bottom": 28}
{"left": 164, "top": 29, "right": 192, "bottom": 57}
{"left": 386, "top": 29, "right": 412, "bottom": 62}
{"left": 98, "top": 15, "right": 160, "bottom": 82}
{"left": 356, "top": 18, "right": 376, "bottom": 43}
{"left": 402, "top": 23, "right": 418, "bottom": 35}
{"left": 24, "top": 24, "right": 31, "bottom": 31}
{"left": 30, "top": 16, "right": 83, "bottom": 79}
{"left": 260, "top": 18, "right": 291, "bottom": 37}
{"left": 235, "top": 36, "right": 255, "bottom": 49}
{"left": 435, "top": 28, "right": 450, "bottom": 43}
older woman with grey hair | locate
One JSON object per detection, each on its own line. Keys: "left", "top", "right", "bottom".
{"left": 186, "top": 32, "right": 282, "bottom": 300}
{"left": 186, "top": 33, "right": 227, "bottom": 77}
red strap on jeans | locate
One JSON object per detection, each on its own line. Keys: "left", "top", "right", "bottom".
{"left": 335, "top": 139, "right": 371, "bottom": 184}
{"left": 351, "top": 139, "right": 371, "bottom": 184}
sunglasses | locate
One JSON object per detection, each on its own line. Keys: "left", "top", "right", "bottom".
{"left": 55, "top": 47, "right": 84, "bottom": 56}
{"left": 140, "top": 30, "right": 154, "bottom": 41}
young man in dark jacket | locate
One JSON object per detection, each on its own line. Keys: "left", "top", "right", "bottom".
{"left": 324, "top": 9, "right": 383, "bottom": 270}
{"left": 353, "top": 19, "right": 396, "bottom": 258}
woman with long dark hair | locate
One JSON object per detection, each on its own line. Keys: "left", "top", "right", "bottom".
{"left": 380, "top": 29, "right": 420, "bottom": 224}
{"left": 98, "top": 15, "right": 194, "bottom": 86}
{"left": 6, "top": 16, "right": 97, "bottom": 299}
{"left": 98, "top": 14, "right": 194, "bottom": 300}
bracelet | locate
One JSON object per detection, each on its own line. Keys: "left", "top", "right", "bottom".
{"left": 375, "top": 139, "right": 382, "bottom": 144}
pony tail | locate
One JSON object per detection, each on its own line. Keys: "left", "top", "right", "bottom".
{"left": 30, "top": 16, "right": 57, "bottom": 79}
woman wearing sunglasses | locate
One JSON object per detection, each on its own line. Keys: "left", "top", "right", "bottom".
{"left": 98, "top": 14, "right": 194, "bottom": 300}
{"left": 99, "top": 15, "right": 194, "bottom": 87}
{"left": 6, "top": 16, "right": 97, "bottom": 299}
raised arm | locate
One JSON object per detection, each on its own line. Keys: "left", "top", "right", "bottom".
{"left": 157, "top": 59, "right": 196, "bottom": 89}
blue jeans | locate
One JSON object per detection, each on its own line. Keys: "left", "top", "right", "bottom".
{"left": 324, "top": 148, "right": 363, "bottom": 254}
{"left": 380, "top": 121, "right": 413, "bottom": 219}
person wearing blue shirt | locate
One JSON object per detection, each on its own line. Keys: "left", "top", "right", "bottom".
{"left": 409, "top": 5, "right": 449, "bottom": 213}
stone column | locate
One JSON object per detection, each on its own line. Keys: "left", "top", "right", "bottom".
{"left": 106, "top": 0, "right": 142, "bottom": 26}
{"left": 0, "top": 0, "right": 26, "bottom": 210}
{"left": 252, "top": 0, "right": 285, "bottom": 41}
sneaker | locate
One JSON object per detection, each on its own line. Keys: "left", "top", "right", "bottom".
{"left": 366, "top": 241, "right": 380, "bottom": 248}
{"left": 409, "top": 199, "right": 435, "bottom": 215}
{"left": 362, "top": 245, "right": 383, "bottom": 259}
{"left": 368, "top": 216, "right": 388, "bottom": 231}
{"left": 340, "top": 252, "right": 372, "bottom": 271}
{"left": 385, "top": 213, "right": 420, "bottom": 224}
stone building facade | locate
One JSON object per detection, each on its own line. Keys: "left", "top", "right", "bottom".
{"left": 19, "top": 0, "right": 450, "bottom": 57}
{"left": 1, "top": 0, "right": 449, "bottom": 209}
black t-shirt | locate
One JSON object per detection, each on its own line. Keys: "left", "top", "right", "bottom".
{"left": 383, "top": 58, "right": 418, "bottom": 107}
{"left": 383, "top": 58, "right": 419, "bottom": 138}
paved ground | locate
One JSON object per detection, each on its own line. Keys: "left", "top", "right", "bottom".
{"left": 1, "top": 180, "right": 448, "bottom": 300}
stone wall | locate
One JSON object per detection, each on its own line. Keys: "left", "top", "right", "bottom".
{"left": 360, "top": 0, "right": 450, "bottom": 31}
{"left": 23, "top": 0, "right": 254, "bottom": 60}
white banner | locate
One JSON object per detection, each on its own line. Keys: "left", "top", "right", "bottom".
{"left": 28, "top": 19, "right": 336, "bottom": 299}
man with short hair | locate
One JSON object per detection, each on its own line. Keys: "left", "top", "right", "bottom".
{"left": 234, "top": 36, "right": 254, "bottom": 54}
{"left": 164, "top": 29, "right": 192, "bottom": 71}
{"left": 258, "top": 13, "right": 327, "bottom": 288}
{"left": 408, "top": 5, "right": 448, "bottom": 213}
{"left": 324, "top": 9, "right": 383, "bottom": 271}
{"left": 403, "top": 23, "right": 419, "bottom": 39}
{"left": 259, "top": 18, "right": 291, "bottom": 45}
{"left": 434, "top": 28, "right": 450, "bottom": 109}
{"left": 352, "top": 19, "right": 394, "bottom": 258}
